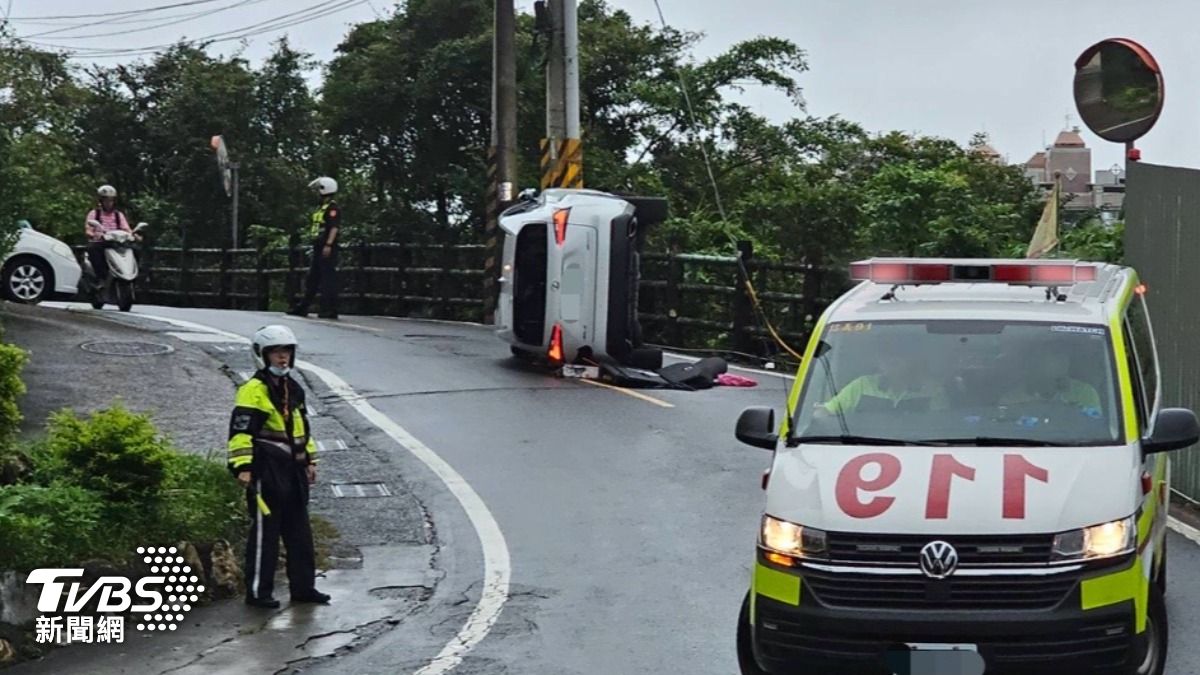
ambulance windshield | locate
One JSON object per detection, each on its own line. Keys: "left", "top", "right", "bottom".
{"left": 790, "top": 320, "right": 1123, "bottom": 447}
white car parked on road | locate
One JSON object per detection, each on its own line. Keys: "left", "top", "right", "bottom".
{"left": 2, "top": 221, "right": 82, "bottom": 304}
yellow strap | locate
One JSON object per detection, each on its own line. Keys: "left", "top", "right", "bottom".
{"left": 256, "top": 493, "right": 271, "bottom": 517}
{"left": 741, "top": 271, "right": 806, "bottom": 362}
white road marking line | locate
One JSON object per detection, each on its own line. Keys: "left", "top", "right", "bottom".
{"left": 578, "top": 379, "right": 674, "bottom": 408}
{"left": 119, "top": 310, "right": 510, "bottom": 675}
{"left": 1168, "top": 516, "right": 1200, "bottom": 546}
{"left": 288, "top": 315, "right": 384, "bottom": 332}
{"left": 166, "top": 331, "right": 244, "bottom": 344}
{"left": 317, "top": 439, "right": 349, "bottom": 452}
{"left": 298, "top": 360, "right": 510, "bottom": 675}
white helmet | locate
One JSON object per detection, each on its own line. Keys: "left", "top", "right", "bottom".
{"left": 251, "top": 325, "right": 298, "bottom": 372}
{"left": 97, "top": 185, "right": 117, "bottom": 198}
{"left": 308, "top": 177, "right": 338, "bottom": 196}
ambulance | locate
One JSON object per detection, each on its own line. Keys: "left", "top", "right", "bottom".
{"left": 734, "top": 258, "right": 1199, "bottom": 675}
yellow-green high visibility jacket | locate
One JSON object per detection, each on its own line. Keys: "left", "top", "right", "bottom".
{"left": 228, "top": 371, "right": 317, "bottom": 474}
{"left": 307, "top": 199, "right": 341, "bottom": 243}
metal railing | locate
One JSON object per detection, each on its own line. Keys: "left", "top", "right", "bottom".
{"left": 75, "top": 239, "right": 845, "bottom": 358}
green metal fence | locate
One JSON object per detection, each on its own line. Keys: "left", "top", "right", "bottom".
{"left": 1125, "top": 160, "right": 1200, "bottom": 502}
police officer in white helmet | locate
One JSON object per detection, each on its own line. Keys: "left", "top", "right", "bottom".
{"left": 288, "top": 177, "right": 341, "bottom": 319}
{"left": 227, "top": 325, "right": 329, "bottom": 607}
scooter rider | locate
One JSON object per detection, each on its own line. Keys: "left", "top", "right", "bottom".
{"left": 227, "top": 325, "right": 331, "bottom": 608}
{"left": 84, "top": 185, "right": 135, "bottom": 279}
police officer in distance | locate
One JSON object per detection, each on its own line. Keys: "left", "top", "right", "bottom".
{"left": 288, "top": 177, "right": 341, "bottom": 319}
{"left": 228, "top": 325, "right": 330, "bottom": 608}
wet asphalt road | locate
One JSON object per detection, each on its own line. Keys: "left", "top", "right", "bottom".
{"left": 36, "top": 303, "right": 1200, "bottom": 675}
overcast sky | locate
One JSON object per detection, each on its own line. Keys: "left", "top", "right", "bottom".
{"left": 6, "top": 0, "right": 1199, "bottom": 176}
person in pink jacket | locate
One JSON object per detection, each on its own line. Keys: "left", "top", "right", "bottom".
{"left": 84, "top": 184, "right": 133, "bottom": 279}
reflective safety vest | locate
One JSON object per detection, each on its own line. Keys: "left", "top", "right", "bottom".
{"left": 822, "top": 374, "right": 950, "bottom": 414}
{"left": 308, "top": 200, "right": 340, "bottom": 242}
{"left": 228, "top": 373, "right": 317, "bottom": 473}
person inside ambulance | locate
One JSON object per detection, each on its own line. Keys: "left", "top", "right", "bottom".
{"left": 815, "top": 342, "right": 950, "bottom": 418}
{"left": 998, "top": 341, "right": 1102, "bottom": 416}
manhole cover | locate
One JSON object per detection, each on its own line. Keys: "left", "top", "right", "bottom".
{"left": 80, "top": 341, "right": 175, "bottom": 357}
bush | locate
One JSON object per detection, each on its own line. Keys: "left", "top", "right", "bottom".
{"left": 0, "top": 341, "right": 28, "bottom": 445}
{"left": 44, "top": 403, "right": 172, "bottom": 505}
{"left": 0, "top": 406, "right": 245, "bottom": 572}
{"left": 0, "top": 483, "right": 107, "bottom": 571}
{"left": 155, "top": 449, "right": 246, "bottom": 545}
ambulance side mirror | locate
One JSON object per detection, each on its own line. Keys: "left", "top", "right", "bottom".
{"left": 1144, "top": 408, "right": 1200, "bottom": 454}
{"left": 736, "top": 407, "right": 778, "bottom": 450}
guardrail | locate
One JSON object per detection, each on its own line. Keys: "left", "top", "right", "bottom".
{"left": 75, "top": 240, "right": 845, "bottom": 359}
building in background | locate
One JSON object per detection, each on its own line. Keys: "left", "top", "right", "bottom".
{"left": 1022, "top": 126, "right": 1124, "bottom": 223}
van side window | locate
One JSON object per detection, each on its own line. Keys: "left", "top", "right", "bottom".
{"left": 1126, "top": 294, "right": 1160, "bottom": 418}
{"left": 1122, "top": 324, "right": 1148, "bottom": 434}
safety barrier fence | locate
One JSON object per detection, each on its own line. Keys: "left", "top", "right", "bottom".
{"left": 71, "top": 240, "right": 846, "bottom": 360}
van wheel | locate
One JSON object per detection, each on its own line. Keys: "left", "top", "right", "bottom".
{"left": 1129, "top": 585, "right": 1167, "bottom": 675}
{"left": 737, "top": 592, "right": 769, "bottom": 675}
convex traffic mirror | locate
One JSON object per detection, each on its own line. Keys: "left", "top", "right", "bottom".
{"left": 1073, "top": 38, "right": 1164, "bottom": 144}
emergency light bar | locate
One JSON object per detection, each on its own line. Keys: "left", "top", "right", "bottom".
{"left": 849, "top": 259, "right": 1099, "bottom": 286}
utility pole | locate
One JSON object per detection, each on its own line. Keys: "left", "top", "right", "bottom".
{"left": 484, "top": 0, "right": 518, "bottom": 325}
{"left": 541, "top": 0, "right": 582, "bottom": 190}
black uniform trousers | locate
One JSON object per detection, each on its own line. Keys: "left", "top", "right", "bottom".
{"left": 244, "top": 453, "right": 316, "bottom": 601}
{"left": 296, "top": 237, "right": 339, "bottom": 316}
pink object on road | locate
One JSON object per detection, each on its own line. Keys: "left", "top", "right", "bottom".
{"left": 716, "top": 373, "right": 757, "bottom": 387}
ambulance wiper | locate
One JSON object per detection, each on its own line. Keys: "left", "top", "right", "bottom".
{"left": 793, "top": 434, "right": 936, "bottom": 447}
{"left": 918, "top": 436, "right": 1071, "bottom": 447}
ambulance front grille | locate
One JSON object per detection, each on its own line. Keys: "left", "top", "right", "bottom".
{"left": 802, "top": 567, "right": 1075, "bottom": 611}
{"left": 825, "top": 532, "right": 1054, "bottom": 566}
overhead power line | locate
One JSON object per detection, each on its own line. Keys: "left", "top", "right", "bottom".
{"left": 23, "top": 0, "right": 270, "bottom": 40}
{"left": 18, "top": 0, "right": 366, "bottom": 58}
{"left": 7, "top": 0, "right": 230, "bottom": 21}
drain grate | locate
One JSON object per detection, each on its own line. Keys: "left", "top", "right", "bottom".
{"left": 80, "top": 341, "right": 175, "bottom": 357}
{"left": 330, "top": 483, "right": 391, "bottom": 499}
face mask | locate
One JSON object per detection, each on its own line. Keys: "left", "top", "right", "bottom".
{"left": 268, "top": 365, "right": 291, "bottom": 377}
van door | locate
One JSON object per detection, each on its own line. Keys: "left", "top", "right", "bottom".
{"left": 560, "top": 227, "right": 597, "bottom": 347}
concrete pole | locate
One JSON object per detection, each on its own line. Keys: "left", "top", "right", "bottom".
{"left": 496, "top": 0, "right": 517, "bottom": 203}
{"left": 485, "top": 0, "right": 518, "bottom": 324}
{"left": 546, "top": 0, "right": 567, "bottom": 154}
{"left": 564, "top": 0, "right": 580, "bottom": 141}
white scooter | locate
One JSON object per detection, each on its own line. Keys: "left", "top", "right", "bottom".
{"left": 82, "top": 221, "right": 148, "bottom": 312}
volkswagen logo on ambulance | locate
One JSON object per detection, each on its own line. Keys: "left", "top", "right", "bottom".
{"left": 919, "top": 541, "right": 959, "bottom": 579}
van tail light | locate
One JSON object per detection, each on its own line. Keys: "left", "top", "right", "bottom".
{"left": 553, "top": 208, "right": 570, "bottom": 246}
{"left": 548, "top": 323, "right": 564, "bottom": 363}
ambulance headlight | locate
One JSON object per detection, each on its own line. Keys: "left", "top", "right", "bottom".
{"left": 1051, "top": 516, "right": 1136, "bottom": 562}
{"left": 760, "top": 515, "right": 827, "bottom": 563}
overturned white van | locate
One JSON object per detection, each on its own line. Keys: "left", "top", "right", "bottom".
{"left": 495, "top": 188, "right": 668, "bottom": 369}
